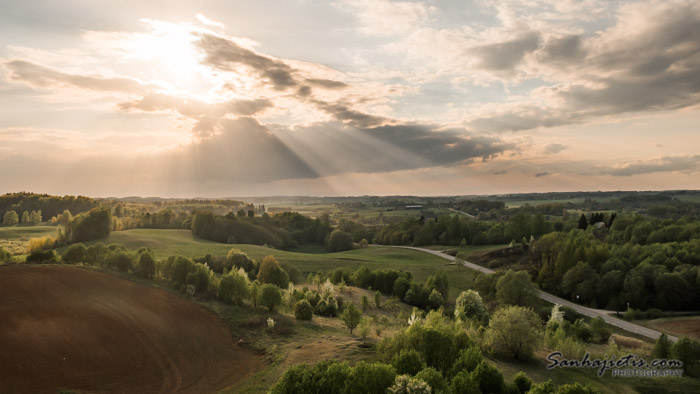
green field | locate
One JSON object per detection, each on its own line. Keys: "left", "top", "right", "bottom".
{"left": 0, "top": 225, "right": 59, "bottom": 255}
{"left": 71, "top": 228, "right": 477, "bottom": 301}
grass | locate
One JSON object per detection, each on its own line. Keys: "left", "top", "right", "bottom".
{"left": 0, "top": 224, "right": 60, "bottom": 255}
{"left": 63, "top": 228, "right": 478, "bottom": 302}
{"left": 634, "top": 316, "right": 700, "bottom": 342}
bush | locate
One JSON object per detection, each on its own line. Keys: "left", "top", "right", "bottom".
{"left": 589, "top": 317, "right": 611, "bottom": 343}
{"left": 67, "top": 207, "right": 111, "bottom": 243}
{"left": 261, "top": 283, "right": 283, "bottom": 312}
{"left": 392, "top": 349, "right": 426, "bottom": 376}
{"left": 450, "top": 346, "right": 483, "bottom": 378}
{"left": 415, "top": 367, "right": 447, "bottom": 393}
{"left": 328, "top": 229, "right": 354, "bottom": 252}
{"left": 345, "top": 361, "right": 396, "bottom": 394}
{"left": 62, "top": 243, "right": 86, "bottom": 264}
{"left": 257, "top": 255, "right": 289, "bottom": 288}
{"left": 295, "top": 299, "right": 314, "bottom": 320}
{"left": 512, "top": 371, "right": 532, "bottom": 394}
{"left": 218, "top": 271, "right": 250, "bottom": 305}
{"left": 26, "top": 249, "right": 57, "bottom": 264}
{"left": 105, "top": 251, "right": 133, "bottom": 272}
{"left": 470, "top": 361, "right": 503, "bottom": 394}
{"left": 136, "top": 252, "right": 156, "bottom": 278}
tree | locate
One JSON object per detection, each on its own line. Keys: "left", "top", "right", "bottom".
{"left": 671, "top": 337, "right": 700, "bottom": 374}
{"left": 388, "top": 375, "right": 431, "bottom": 394}
{"left": 345, "top": 361, "right": 397, "bottom": 394}
{"left": 577, "top": 214, "right": 588, "bottom": 230}
{"left": 29, "top": 210, "right": 42, "bottom": 224}
{"left": 3, "top": 210, "right": 19, "bottom": 225}
{"left": 136, "top": 251, "right": 156, "bottom": 278}
{"left": 393, "top": 349, "right": 426, "bottom": 376}
{"left": 341, "top": 302, "right": 362, "bottom": 334}
{"left": 415, "top": 368, "right": 447, "bottom": 393}
{"left": 512, "top": 371, "right": 532, "bottom": 394}
{"left": 426, "top": 272, "right": 449, "bottom": 299}
{"left": 67, "top": 207, "right": 111, "bottom": 242}
{"left": 486, "top": 305, "right": 541, "bottom": 360}
{"left": 562, "top": 262, "right": 598, "bottom": 304}
{"left": 328, "top": 229, "right": 353, "bottom": 252}
{"left": 470, "top": 361, "right": 503, "bottom": 394}
{"left": 257, "top": 255, "right": 290, "bottom": 288}
{"left": 651, "top": 333, "right": 672, "bottom": 359}
{"left": 218, "top": 271, "right": 250, "bottom": 305}
{"left": 362, "top": 295, "right": 370, "bottom": 311}
{"left": 294, "top": 299, "right": 314, "bottom": 320}
{"left": 455, "top": 290, "right": 486, "bottom": 322}
{"left": 375, "top": 290, "right": 382, "bottom": 308}
{"left": 496, "top": 270, "right": 539, "bottom": 307}
{"left": 260, "top": 283, "right": 282, "bottom": 312}
{"left": 450, "top": 346, "right": 483, "bottom": 378}
{"left": 427, "top": 289, "right": 444, "bottom": 310}
{"left": 62, "top": 243, "right": 86, "bottom": 264}
{"left": 451, "top": 370, "right": 480, "bottom": 394}
{"left": 21, "top": 210, "right": 30, "bottom": 224}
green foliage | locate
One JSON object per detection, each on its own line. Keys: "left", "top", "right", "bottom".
{"left": 105, "top": 251, "right": 133, "bottom": 272}
{"left": 451, "top": 370, "right": 480, "bottom": 394}
{"left": 512, "top": 371, "right": 532, "bottom": 394}
{"left": 3, "top": 210, "right": 19, "bottom": 225}
{"left": 527, "top": 379, "right": 555, "bottom": 394}
{"left": 67, "top": 207, "right": 111, "bottom": 243}
{"left": 328, "top": 229, "right": 354, "bottom": 252}
{"left": 362, "top": 295, "right": 370, "bottom": 311}
{"left": 61, "top": 243, "right": 86, "bottom": 264}
{"left": 0, "top": 247, "right": 12, "bottom": 262}
{"left": 257, "top": 255, "right": 290, "bottom": 288}
{"left": 136, "top": 251, "right": 156, "bottom": 278}
{"left": 260, "top": 283, "right": 282, "bottom": 312}
{"left": 345, "top": 361, "right": 396, "bottom": 394}
{"left": 25, "top": 249, "right": 57, "bottom": 263}
{"left": 671, "top": 337, "right": 700, "bottom": 374}
{"left": 218, "top": 271, "right": 250, "bottom": 305}
{"left": 170, "top": 255, "right": 196, "bottom": 285}
{"left": 388, "top": 375, "right": 431, "bottom": 394}
{"left": 470, "top": 361, "right": 503, "bottom": 394}
{"left": 455, "top": 290, "right": 486, "bottom": 322}
{"left": 341, "top": 303, "right": 362, "bottom": 334}
{"left": 392, "top": 349, "right": 426, "bottom": 376}
{"left": 415, "top": 367, "right": 447, "bottom": 393}
{"left": 294, "top": 299, "right": 314, "bottom": 320}
{"left": 496, "top": 270, "right": 539, "bottom": 307}
{"left": 589, "top": 317, "right": 611, "bottom": 343}
{"left": 555, "top": 382, "right": 600, "bottom": 394}
{"left": 651, "top": 333, "right": 672, "bottom": 359}
{"left": 486, "top": 305, "right": 541, "bottom": 361}
{"left": 426, "top": 272, "right": 449, "bottom": 299}
{"left": 450, "top": 346, "right": 483, "bottom": 378}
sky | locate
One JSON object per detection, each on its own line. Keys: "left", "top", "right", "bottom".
{"left": 1, "top": 0, "right": 699, "bottom": 197}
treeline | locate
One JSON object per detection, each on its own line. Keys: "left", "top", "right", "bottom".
{"left": 327, "top": 266, "right": 449, "bottom": 311}
{"left": 0, "top": 192, "right": 97, "bottom": 221}
{"left": 191, "top": 210, "right": 332, "bottom": 249}
{"left": 529, "top": 217, "right": 700, "bottom": 311}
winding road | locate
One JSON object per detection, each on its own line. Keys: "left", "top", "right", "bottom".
{"left": 396, "top": 246, "right": 678, "bottom": 342}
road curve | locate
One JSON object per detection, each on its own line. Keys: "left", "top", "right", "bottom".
{"left": 393, "top": 246, "right": 678, "bottom": 342}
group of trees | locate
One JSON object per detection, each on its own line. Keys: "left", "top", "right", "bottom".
{"left": 328, "top": 266, "right": 448, "bottom": 311}
{"left": 0, "top": 192, "right": 96, "bottom": 221}
{"left": 529, "top": 220, "right": 700, "bottom": 311}
{"left": 271, "top": 309, "right": 601, "bottom": 394}
{"left": 2, "top": 210, "right": 42, "bottom": 225}
{"left": 191, "top": 210, "right": 333, "bottom": 249}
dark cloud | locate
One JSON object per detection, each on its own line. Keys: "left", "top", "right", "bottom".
{"left": 173, "top": 117, "right": 318, "bottom": 183}
{"left": 468, "top": 2, "right": 700, "bottom": 133}
{"left": 196, "top": 33, "right": 297, "bottom": 91}
{"left": 4, "top": 60, "right": 147, "bottom": 93}
{"left": 118, "top": 94, "right": 272, "bottom": 136}
{"left": 539, "top": 34, "right": 585, "bottom": 64}
{"left": 600, "top": 154, "right": 700, "bottom": 176}
{"left": 535, "top": 172, "right": 550, "bottom": 177}
{"left": 305, "top": 78, "right": 348, "bottom": 89}
{"left": 470, "top": 31, "right": 540, "bottom": 71}
{"left": 312, "top": 99, "right": 389, "bottom": 128}
{"left": 544, "top": 143, "right": 567, "bottom": 154}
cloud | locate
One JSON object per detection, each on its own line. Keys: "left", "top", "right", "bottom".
{"left": 311, "top": 99, "right": 389, "bottom": 128}
{"left": 196, "top": 13, "right": 225, "bottom": 28}
{"left": 339, "top": 0, "right": 431, "bottom": 36}
{"left": 534, "top": 172, "right": 551, "bottom": 177}
{"left": 470, "top": 31, "right": 541, "bottom": 72}
{"left": 4, "top": 60, "right": 148, "bottom": 93}
{"left": 601, "top": 154, "right": 700, "bottom": 176}
{"left": 544, "top": 143, "right": 567, "bottom": 154}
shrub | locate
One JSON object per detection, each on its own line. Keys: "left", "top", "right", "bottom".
{"left": 218, "top": 271, "right": 250, "bottom": 305}
{"left": 512, "top": 371, "right": 532, "bottom": 394}
{"left": 295, "top": 299, "right": 314, "bottom": 320}
{"left": 328, "top": 229, "right": 353, "bottom": 252}
{"left": 62, "top": 243, "right": 86, "bottom": 264}
{"left": 257, "top": 255, "right": 290, "bottom": 288}
{"left": 136, "top": 252, "right": 156, "bottom": 278}
{"left": 261, "top": 283, "right": 283, "bottom": 312}
{"left": 470, "top": 361, "right": 503, "bottom": 394}
{"left": 26, "top": 249, "right": 57, "bottom": 264}
{"left": 415, "top": 367, "right": 447, "bottom": 393}
{"left": 392, "top": 349, "right": 426, "bottom": 376}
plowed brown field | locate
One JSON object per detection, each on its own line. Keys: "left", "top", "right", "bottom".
{"left": 0, "top": 265, "right": 262, "bottom": 393}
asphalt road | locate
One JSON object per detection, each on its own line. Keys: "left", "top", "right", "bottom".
{"left": 395, "top": 246, "right": 678, "bottom": 342}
